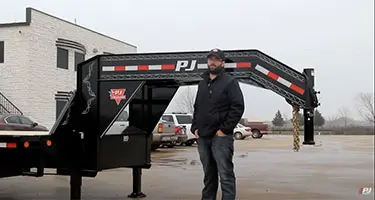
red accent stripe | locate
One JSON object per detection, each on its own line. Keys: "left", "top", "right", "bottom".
{"left": 6, "top": 143, "right": 17, "bottom": 148}
{"left": 162, "top": 64, "right": 175, "bottom": 70}
{"left": 114, "top": 66, "right": 125, "bottom": 71}
{"left": 290, "top": 84, "right": 305, "bottom": 95}
{"left": 236, "top": 62, "right": 251, "bottom": 68}
{"left": 138, "top": 65, "right": 149, "bottom": 71}
{"left": 267, "top": 72, "right": 279, "bottom": 81}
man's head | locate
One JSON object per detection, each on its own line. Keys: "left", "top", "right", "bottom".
{"left": 207, "top": 48, "right": 225, "bottom": 74}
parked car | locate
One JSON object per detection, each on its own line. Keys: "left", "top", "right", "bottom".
{"left": 233, "top": 123, "right": 252, "bottom": 140}
{"left": 161, "top": 112, "right": 195, "bottom": 146}
{"left": 0, "top": 114, "right": 48, "bottom": 131}
{"left": 105, "top": 108, "right": 130, "bottom": 135}
{"left": 151, "top": 119, "right": 183, "bottom": 150}
{"left": 173, "top": 125, "right": 187, "bottom": 145}
{"left": 239, "top": 118, "right": 269, "bottom": 139}
{"left": 105, "top": 107, "right": 180, "bottom": 151}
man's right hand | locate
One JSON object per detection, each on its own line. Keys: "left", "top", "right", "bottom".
{"left": 194, "top": 129, "right": 199, "bottom": 138}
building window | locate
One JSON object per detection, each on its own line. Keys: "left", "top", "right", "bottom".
{"left": 57, "top": 47, "right": 69, "bottom": 69}
{"left": 55, "top": 91, "right": 71, "bottom": 120}
{"left": 74, "top": 52, "right": 85, "bottom": 71}
{"left": 0, "top": 41, "right": 4, "bottom": 63}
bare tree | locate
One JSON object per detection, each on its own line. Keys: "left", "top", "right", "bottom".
{"left": 356, "top": 92, "right": 375, "bottom": 124}
{"left": 326, "top": 115, "right": 340, "bottom": 128}
{"left": 338, "top": 106, "right": 350, "bottom": 128}
{"left": 176, "top": 86, "right": 197, "bottom": 114}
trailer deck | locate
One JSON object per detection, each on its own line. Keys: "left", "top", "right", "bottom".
{"left": 0, "top": 131, "right": 50, "bottom": 136}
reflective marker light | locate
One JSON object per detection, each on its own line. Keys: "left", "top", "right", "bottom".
{"left": 24, "top": 141, "right": 30, "bottom": 148}
{"left": 46, "top": 140, "right": 52, "bottom": 147}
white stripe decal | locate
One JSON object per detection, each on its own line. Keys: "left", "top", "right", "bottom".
{"left": 149, "top": 65, "right": 162, "bottom": 70}
{"left": 0, "top": 131, "right": 50, "bottom": 136}
{"left": 197, "top": 64, "right": 207, "bottom": 69}
{"left": 255, "top": 64, "right": 269, "bottom": 75}
{"left": 0, "top": 143, "right": 6, "bottom": 148}
{"left": 103, "top": 66, "right": 115, "bottom": 71}
{"left": 253, "top": 64, "right": 304, "bottom": 95}
{"left": 102, "top": 62, "right": 251, "bottom": 71}
{"left": 278, "top": 77, "right": 292, "bottom": 87}
{"left": 256, "top": 64, "right": 294, "bottom": 88}
{"left": 224, "top": 63, "right": 237, "bottom": 68}
{"left": 126, "top": 66, "right": 138, "bottom": 71}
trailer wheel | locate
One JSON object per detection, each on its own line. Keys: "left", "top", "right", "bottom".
{"left": 251, "top": 129, "right": 263, "bottom": 139}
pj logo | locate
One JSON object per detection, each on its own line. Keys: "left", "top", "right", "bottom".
{"left": 109, "top": 89, "right": 126, "bottom": 105}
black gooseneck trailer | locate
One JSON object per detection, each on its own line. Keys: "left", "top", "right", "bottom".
{"left": 0, "top": 49, "right": 320, "bottom": 199}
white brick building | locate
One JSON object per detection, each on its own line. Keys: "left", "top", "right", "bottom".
{"left": 0, "top": 7, "right": 137, "bottom": 129}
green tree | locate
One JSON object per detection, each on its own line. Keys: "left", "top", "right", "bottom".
{"left": 272, "top": 110, "right": 285, "bottom": 127}
{"left": 314, "top": 109, "right": 325, "bottom": 127}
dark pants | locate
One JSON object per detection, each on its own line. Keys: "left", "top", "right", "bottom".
{"left": 197, "top": 135, "right": 236, "bottom": 200}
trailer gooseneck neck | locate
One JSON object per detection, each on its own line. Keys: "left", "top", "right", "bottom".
{"left": 1, "top": 49, "right": 320, "bottom": 200}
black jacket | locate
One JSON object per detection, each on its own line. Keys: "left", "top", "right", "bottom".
{"left": 191, "top": 70, "right": 245, "bottom": 137}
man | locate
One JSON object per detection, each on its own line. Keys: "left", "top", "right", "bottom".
{"left": 191, "top": 48, "right": 245, "bottom": 200}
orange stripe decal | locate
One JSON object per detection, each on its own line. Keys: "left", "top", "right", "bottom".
{"left": 114, "top": 66, "right": 125, "bottom": 71}
{"left": 162, "top": 64, "right": 175, "bottom": 70}
{"left": 138, "top": 65, "right": 149, "bottom": 71}
{"left": 6, "top": 143, "right": 17, "bottom": 148}
{"left": 267, "top": 72, "right": 279, "bottom": 80}
{"left": 290, "top": 84, "right": 305, "bottom": 95}
{"left": 237, "top": 62, "right": 251, "bottom": 68}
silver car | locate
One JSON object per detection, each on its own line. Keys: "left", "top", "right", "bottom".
{"left": 150, "top": 119, "right": 180, "bottom": 150}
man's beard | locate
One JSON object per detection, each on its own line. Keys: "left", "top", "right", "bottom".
{"left": 209, "top": 64, "right": 224, "bottom": 74}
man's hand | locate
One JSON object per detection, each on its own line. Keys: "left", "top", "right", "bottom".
{"left": 216, "top": 129, "right": 226, "bottom": 137}
{"left": 194, "top": 129, "right": 199, "bottom": 138}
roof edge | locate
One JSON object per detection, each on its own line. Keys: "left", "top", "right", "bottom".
{"left": 0, "top": 7, "right": 31, "bottom": 28}
{"left": 0, "top": 7, "right": 137, "bottom": 49}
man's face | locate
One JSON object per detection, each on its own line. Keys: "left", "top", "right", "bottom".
{"left": 207, "top": 56, "right": 224, "bottom": 73}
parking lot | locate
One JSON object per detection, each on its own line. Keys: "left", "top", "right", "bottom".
{"left": 0, "top": 135, "right": 373, "bottom": 200}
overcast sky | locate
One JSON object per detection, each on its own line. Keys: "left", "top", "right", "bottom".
{"left": 1, "top": 0, "right": 374, "bottom": 121}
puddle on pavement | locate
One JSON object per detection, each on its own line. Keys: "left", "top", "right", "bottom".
{"left": 151, "top": 156, "right": 202, "bottom": 169}
{"left": 151, "top": 145, "right": 257, "bottom": 169}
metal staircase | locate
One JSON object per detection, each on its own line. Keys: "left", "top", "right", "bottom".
{"left": 0, "top": 92, "right": 23, "bottom": 115}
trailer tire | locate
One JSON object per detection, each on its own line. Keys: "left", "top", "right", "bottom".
{"left": 251, "top": 129, "right": 263, "bottom": 139}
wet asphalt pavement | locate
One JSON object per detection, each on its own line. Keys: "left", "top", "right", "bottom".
{"left": 0, "top": 135, "right": 374, "bottom": 200}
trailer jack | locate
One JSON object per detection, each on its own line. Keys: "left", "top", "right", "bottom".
{"left": 128, "top": 168, "right": 146, "bottom": 198}
{"left": 70, "top": 169, "right": 82, "bottom": 200}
